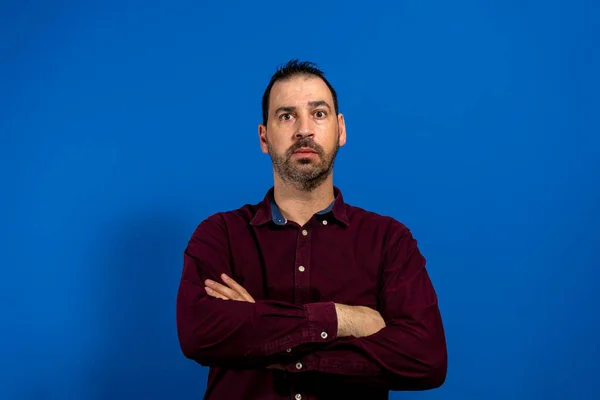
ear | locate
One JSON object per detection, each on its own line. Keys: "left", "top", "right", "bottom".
{"left": 258, "top": 123, "right": 269, "bottom": 154}
{"left": 337, "top": 113, "right": 347, "bottom": 147}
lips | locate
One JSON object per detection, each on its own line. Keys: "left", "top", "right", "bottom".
{"left": 293, "top": 147, "right": 318, "bottom": 154}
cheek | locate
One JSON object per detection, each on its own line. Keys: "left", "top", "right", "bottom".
{"left": 266, "top": 135, "right": 290, "bottom": 153}
{"left": 318, "top": 126, "right": 339, "bottom": 146}
{"left": 268, "top": 124, "right": 294, "bottom": 141}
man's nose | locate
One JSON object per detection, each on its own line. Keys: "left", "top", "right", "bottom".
{"left": 296, "top": 115, "right": 315, "bottom": 139}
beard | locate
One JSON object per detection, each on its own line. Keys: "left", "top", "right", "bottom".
{"left": 268, "top": 135, "right": 339, "bottom": 192}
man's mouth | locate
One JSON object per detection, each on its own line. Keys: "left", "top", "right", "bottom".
{"left": 293, "top": 147, "right": 318, "bottom": 154}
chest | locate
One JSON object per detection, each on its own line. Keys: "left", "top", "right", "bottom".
{"left": 229, "top": 223, "right": 383, "bottom": 309}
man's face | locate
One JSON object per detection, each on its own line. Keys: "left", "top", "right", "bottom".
{"left": 258, "top": 75, "right": 346, "bottom": 191}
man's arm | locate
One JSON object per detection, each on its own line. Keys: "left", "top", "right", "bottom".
{"left": 208, "top": 219, "right": 447, "bottom": 389}
{"left": 280, "top": 220, "right": 448, "bottom": 390}
{"left": 176, "top": 214, "right": 338, "bottom": 369}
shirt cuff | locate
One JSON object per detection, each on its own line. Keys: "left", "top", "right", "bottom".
{"left": 283, "top": 353, "right": 319, "bottom": 373}
{"left": 304, "top": 301, "right": 338, "bottom": 343}
{"left": 252, "top": 301, "right": 338, "bottom": 357}
{"left": 283, "top": 352, "right": 382, "bottom": 375}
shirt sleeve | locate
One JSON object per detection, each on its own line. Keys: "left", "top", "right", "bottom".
{"left": 176, "top": 214, "right": 338, "bottom": 369}
{"left": 279, "top": 219, "right": 448, "bottom": 391}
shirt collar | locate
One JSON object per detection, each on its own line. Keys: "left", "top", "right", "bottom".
{"left": 250, "top": 186, "right": 350, "bottom": 227}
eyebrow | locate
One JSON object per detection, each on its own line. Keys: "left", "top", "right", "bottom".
{"left": 273, "top": 100, "right": 332, "bottom": 116}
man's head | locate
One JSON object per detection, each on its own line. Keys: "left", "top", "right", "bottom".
{"left": 258, "top": 60, "right": 346, "bottom": 192}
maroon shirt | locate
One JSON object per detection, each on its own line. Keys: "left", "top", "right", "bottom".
{"left": 176, "top": 187, "right": 447, "bottom": 400}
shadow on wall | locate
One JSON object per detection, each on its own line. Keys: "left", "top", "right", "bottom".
{"left": 85, "top": 210, "right": 208, "bottom": 400}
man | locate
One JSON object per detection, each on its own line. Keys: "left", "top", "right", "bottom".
{"left": 176, "top": 60, "right": 447, "bottom": 400}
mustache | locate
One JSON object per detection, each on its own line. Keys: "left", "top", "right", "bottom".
{"left": 287, "top": 138, "right": 324, "bottom": 156}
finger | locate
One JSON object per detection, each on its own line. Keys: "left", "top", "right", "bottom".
{"left": 205, "top": 286, "right": 229, "bottom": 300}
{"left": 221, "top": 274, "right": 256, "bottom": 303}
{"left": 205, "top": 279, "right": 242, "bottom": 300}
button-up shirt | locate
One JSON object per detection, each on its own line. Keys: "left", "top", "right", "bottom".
{"left": 176, "top": 187, "right": 447, "bottom": 400}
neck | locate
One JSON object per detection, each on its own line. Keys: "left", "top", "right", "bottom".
{"left": 272, "top": 174, "right": 335, "bottom": 226}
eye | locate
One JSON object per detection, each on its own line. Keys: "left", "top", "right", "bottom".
{"left": 279, "top": 113, "right": 294, "bottom": 121}
{"left": 314, "top": 110, "right": 327, "bottom": 118}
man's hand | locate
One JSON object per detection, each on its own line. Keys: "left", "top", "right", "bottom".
{"left": 205, "top": 274, "right": 255, "bottom": 303}
{"left": 335, "top": 304, "right": 386, "bottom": 338}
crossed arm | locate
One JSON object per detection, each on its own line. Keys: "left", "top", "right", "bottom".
{"left": 204, "top": 273, "right": 387, "bottom": 370}
{"left": 206, "top": 273, "right": 386, "bottom": 338}
{"left": 176, "top": 215, "right": 447, "bottom": 390}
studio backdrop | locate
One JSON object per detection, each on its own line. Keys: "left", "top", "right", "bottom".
{"left": 1, "top": 1, "right": 598, "bottom": 399}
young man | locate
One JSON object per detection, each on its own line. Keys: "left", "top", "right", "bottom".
{"left": 176, "top": 60, "right": 447, "bottom": 400}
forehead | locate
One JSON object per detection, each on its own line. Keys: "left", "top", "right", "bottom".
{"left": 269, "top": 75, "right": 333, "bottom": 109}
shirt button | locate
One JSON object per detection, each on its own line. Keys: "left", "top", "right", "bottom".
{"left": 301, "top": 229, "right": 308, "bottom": 236}
{"left": 298, "top": 266, "right": 305, "bottom": 272}
{"left": 295, "top": 394, "right": 302, "bottom": 400}
{"left": 322, "top": 220, "right": 328, "bottom": 225}
{"left": 321, "top": 331, "right": 328, "bottom": 339}
{"left": 286, "top": 348, "right": 292, "bottom": 353}
{"left": 296, "top": 362, "right": 303, "bottom": 370}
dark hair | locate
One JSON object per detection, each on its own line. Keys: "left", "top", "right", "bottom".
{"left": 261, "top": 59, "right": 339, "bottom": 125}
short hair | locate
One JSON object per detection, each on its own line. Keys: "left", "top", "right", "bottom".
{"left": 261, "top": 59, "right": 339, "bottom": 125}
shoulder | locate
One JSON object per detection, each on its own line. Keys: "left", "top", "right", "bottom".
{"left": 345, "top": 202, "right": 410, "bottom": 234}
{"left": 343, "top": 202, "right": 418, "bottom": 253}
{"left": 190, "top": 200, "right": 263, "bottom": 235}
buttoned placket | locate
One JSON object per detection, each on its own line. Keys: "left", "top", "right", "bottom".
{"left": 290, "top": 216, "right": 330, "bottom": 400}
{"left": 293, "top": 223, "right": 312, "bottom": 305}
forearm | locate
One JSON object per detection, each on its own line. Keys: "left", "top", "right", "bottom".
{"left": 176, "top": 277, "right": 338, "bottom": 367}
{"left": 280, "top": 312, "right": 447, "bottom": 390}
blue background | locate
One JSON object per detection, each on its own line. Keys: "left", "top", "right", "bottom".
{"left": 2, "top": 1, "right": 599, "bottom": 399}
